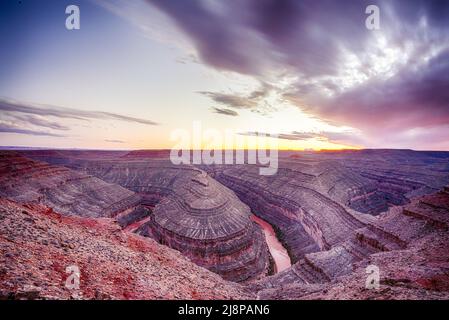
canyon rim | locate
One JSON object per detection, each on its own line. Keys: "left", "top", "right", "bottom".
{"left": 1, "top": 0, "right": 449, "bottom": 306}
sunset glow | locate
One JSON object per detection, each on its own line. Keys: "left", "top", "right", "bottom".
{"left": 1, "top": 0, "right": 448, "bottom": 151}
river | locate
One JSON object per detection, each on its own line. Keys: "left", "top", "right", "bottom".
{"left": 251, "top": 214, "right": 292, "bottom": 273}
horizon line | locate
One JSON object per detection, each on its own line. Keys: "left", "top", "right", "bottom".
{"left": 1, "top": 146, "right": 449, "bottom": 153}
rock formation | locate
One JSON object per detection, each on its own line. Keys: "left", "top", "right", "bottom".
{"left": 78, "top": 160, "right": 269, "bottom": 282}
{"left": 0, "top": 198, "right": 253, "bottom": 299}
{"left": 7, "top": 152, "right": 270, "bottom": 282}
{"left": 0, "top": 152, "right": 140, "bottom": 218}
{"left": 253, "top": 186, "right": 449, "bottom": 299}
{"left": 137, "top": 170, "right": 270, "bottom": 282}
{"left": 2, "top": 148, "right": 448, "bottom": 299}
{"left": 205, "top": 164, "right": 367, "bottom": 263}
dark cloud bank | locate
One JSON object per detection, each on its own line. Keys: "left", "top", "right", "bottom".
{"left": 148, "top": 0, "right": 449, "bottom": 149}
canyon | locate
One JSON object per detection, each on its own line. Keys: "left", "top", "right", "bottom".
{"left": 1, "top": 149, "right": 449, "bottom": 299}
{"left": 251, "top": 215, "right": 291, "bottom": 273}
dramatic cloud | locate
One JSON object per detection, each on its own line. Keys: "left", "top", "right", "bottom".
{"left": 147, "top": 0, "right": 269, "bottom": 74}
{"left": 211, "top": 107, "right": 239, "bottom": 117}
{"left": 148, "top": 0, "right": 449, "bottom": 149}
{"left": 0, "top": 98, "right": 159, "bottom": 126}
{"left": 147, "top": 0, "right": 375, "bottom": 77}
{"left": 308, "top": 49, "right": 449, "bottom": 131}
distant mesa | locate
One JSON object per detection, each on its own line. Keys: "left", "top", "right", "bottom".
{"left": 121, "top": 149, "right": 171, "bottom": 159}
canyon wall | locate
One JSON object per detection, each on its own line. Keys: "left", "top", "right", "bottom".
{"left": 137, "top": 170, "right": 270, "bottom": 282}
{"left": 0, "top": 198, "right": 253, "bottom": 299}
{"left": 15, "top": 154, "right": 271, "bottom": 282}
{"left": 255, "top": 186, "right": 449, "bottom": 299}
{"left": 0, "top": 152, "right": 140, "bottom": 218}
{"left": 12, "top": 149, "right": 449, "bottom": 293}
{"left": 205, "top": 164, "right": 367, "bottom": 263}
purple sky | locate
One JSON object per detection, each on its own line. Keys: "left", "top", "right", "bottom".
{"left": 1, "top": 0, "right": 448, "bottom": 150}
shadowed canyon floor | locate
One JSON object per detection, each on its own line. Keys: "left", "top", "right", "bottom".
{"left": 1, "top": 149, "right": 449, "bottom": 299}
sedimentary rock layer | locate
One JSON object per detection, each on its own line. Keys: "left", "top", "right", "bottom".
{"left": 0, "top": 152, "right": 140, "bottom": 218}
{"left": 206, "top": 165, "right": 366, "bottom": 263}
{"left": 13, "top": 149, "right": 449, "bottom": 294}
{"left": 137, "top": 170, "right": 270, "bottom": 282}
{"left": 20, "top": 155, "right": 270, "bottom": 282}
{"left": 0, "top": 198, "right": 253, "bottom": 299}
{"left": 254, "top": 186, "right": 449, "bottom": 299}
{"left": 299, "top": 149, "right": 449, "bottom": 214}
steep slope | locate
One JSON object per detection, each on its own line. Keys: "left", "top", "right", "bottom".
{"left": 10, "top": 155, "right": 271, "bottom": 282}
{"left": 206, "top": 165, "right": 366, "bottom": 263}
{"left": 254, "top": 187, "right": 449, "bottom": 299}
{"left": 308, "top": 160, "right": 409, "bottom": 214}
{"left": 90, "top": 161, "right": 270, "bottom": 282}
{"left": 304, "top": 150, "right": 449, "bottom": 211}
{"left": 0, "top": 152, "right": 140, "bottom": 218}
{"left": 137, "top": 170, "right": 269, "bottom": 282}
{"left": 0, "top": 198, "right": 253, "bottom": 300}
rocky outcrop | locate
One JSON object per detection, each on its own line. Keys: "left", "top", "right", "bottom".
{"left": 6, "top": 149, "right": 448, "bottom": 299}
{"left": 116, "top": 205, "right": 152, "bottom": 229}
{"left": 0, "top": 198, "right": 253, "bottom": 299}
{"left": 205, "top": 165, "right": 365, "bottom": 263}
{"left": 255, "top": 186, "right": 449, "bottom": 299}
{"left": 136, "top": 170, "right": 270, "bottom": 282}
{"left": 22, "top": 156, "right": 271, "bottom": 282}
{"left": 281, "top": 150, "right": 449, "bottom": 215}
{"left": 307, "top": 160, "right": 410, "bottom": 214}
{"left": 0, "top": 152, "right": 140, "bottom": 218}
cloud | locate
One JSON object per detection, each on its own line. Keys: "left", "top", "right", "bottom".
{"left": 239, "top": 131, "right": 272, "bottom": 137}
{"left": 200, "top": 82, "right": 273, "bottom": 114}
{"left": 148, "top": 0, "right": 449, "bottom": 78}
{"left": 211, "top": 107, "right": 239, "bottom": 116}
{"left": 148, "top": 0, "right": 449, "bottom": 149}
{"left": 147, "top": 0, "right": 269, "bottom": 74}
{"left": 239, "top": 130, "right": 365, "bottom": 147}
{"left": 0, "top": 98, "right": 159, "bottom": 126}
{"left": 239, "top": 131, "right": 316, "bottom": 141}
{"left": 243, "top": 131, "right": 317, "bottom": 141}
{"left": 8, "top": 114, "right": 70, "bottom": 131}
{"left": 307, "top": 49, "right": 449, "bottom": 131}
{"left": 0, "top": 123, "right": 66, "bottom": 137}
{"left": 281, "top": 131, "right": 319, "bottom": 140}
{"left": 147, "top": 0, "right": 377, "bottom": 77}
{"left": 320, "top": 131, "right": 366, "bottom": 146}
{"left": 201, "top": 92, "right": 256, "bottom": 109}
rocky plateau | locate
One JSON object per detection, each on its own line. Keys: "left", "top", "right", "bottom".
{"left": 1, "top": 149, "right": 448, "bottom": 300}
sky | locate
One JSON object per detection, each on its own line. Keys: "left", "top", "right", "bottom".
{"left": 0, "top": 0, "right": 448, "bottom": 151}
